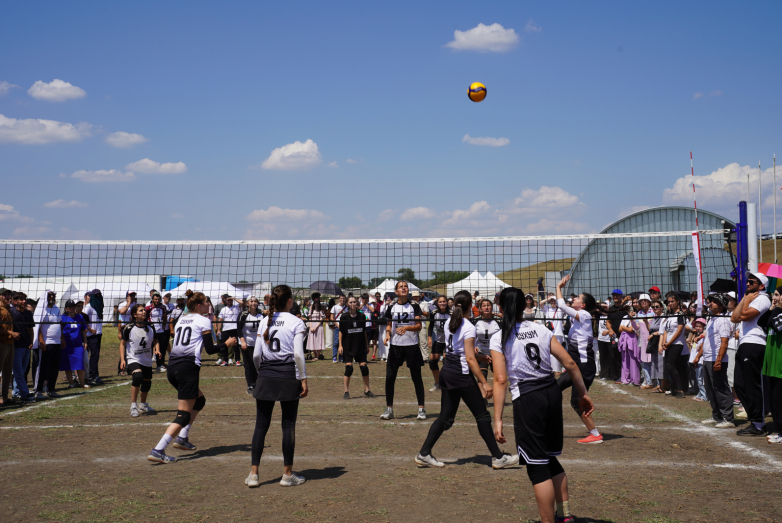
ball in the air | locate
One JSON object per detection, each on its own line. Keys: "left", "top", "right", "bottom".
{"left": 468, "top": 82, "right": 487, "bottom": 102}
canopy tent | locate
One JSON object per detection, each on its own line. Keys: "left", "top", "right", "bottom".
{"left": 75, "top": 282, "right": 154, "bottom": 307}
{"left": 367, "top": 279, "right": 421, "bottom": 296}
{"left": 5, "top": 281, "right": 81, "bottom": 309}
{"left": 164, "top": 281, "right": 250, "bottom": 303}
{"left": 309, "top": 281, "right": 344, "bottom": 296}
{"left": 446, "top": 271, "right": 509, "bottom": 298}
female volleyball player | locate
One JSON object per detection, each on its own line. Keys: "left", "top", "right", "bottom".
{"left": 660, "top": 292, "right": 689, "bottom": 399}
{"left": 555, "top": 275, "right": 603, "bottom": 444}
{"left": 474, "top": 298, "right": 500, "bottom": 380}
{"left": 148, "top": 292, "right": 237, "bottom": 464}
{"left": 415, "top": 291, "right": 518, "bottom": 469}
{"left": 491, "top": 287, "right": 594, "bottom": 523}
{"left": 382, "top": 280, "right": 426, "bottom": 420}
{"left": 238, "top": 296, "right": 262, "bottom": 395}
{"left": 245, "top": 285, "right": 308, "bottom": 488}
{"left": 426, "top": 296, "right": 450, "bottom": 392}
{"left": 120, "top": 304, "right": 160, "bottom": 417}
{"left": 338, "top": 296, "right": 374, "bottom": 399}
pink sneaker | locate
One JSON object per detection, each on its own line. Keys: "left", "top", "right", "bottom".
{"left": 577, "top": 433, "right": 604, "bottom": 444}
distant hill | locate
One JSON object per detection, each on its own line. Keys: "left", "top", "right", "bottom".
{"left": 497, "top": 258, "right": 575, "bottom": 293}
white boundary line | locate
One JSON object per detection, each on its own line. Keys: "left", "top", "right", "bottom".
{"left": 1, "top": 379, "right": 131, "bottom": 417}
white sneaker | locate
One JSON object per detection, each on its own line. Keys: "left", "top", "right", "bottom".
{"left": 768, "top": 434, "right": 782, "bottom": 444}
{"left": 417, "top": 408, "right": 427, "bottom": 420}
{"left": 415, "top": 453, "right": 444, "bottom": 468}
{"left": 138, "top": 403, "right": 155, "bottom": 414}
{"left": 715, "top": 421, "right": 735, "bottom": 429}
{"left": 130, "top": 405, "right": 139, "bottom": 417}
{"left": 245, "top": 473, "right": 260, "bottom": 487}
{"left": 380, "top": 407, "right": 394, "bottom": 420}
{"left": 228, "top": 358, "right": 234, "bottom": 365}
{"left": 701, "top": 418, "right": 718, "bottom": 425}
{"left": 429, "top": 384, "right": 440, "bottom": 392}
{"left": 492, "top": 453, "right": 520, "bottom": 469}
{"left": 280, "top": 472, "right": 306, "bottom": 487}
{"left": 215, "top": 358, "right": 224, "bottom": 366}
{"left": 735, "top": 410, "right": 748, "bottom": 420}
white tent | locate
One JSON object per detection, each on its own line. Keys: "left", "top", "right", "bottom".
{"left": 447, "top": 271, "right": 509, "bottom": 297}
{"left": 164, "top": 281, "right": 250, "bottom": 303}
{"left": 367, "top": 278, "right": 421, "bottom": 296}
{"left": 7, "top": 281, "right": 81, "bottom": 309}
{"left": 78, "top": 282, "right": 154, "bottom": 307}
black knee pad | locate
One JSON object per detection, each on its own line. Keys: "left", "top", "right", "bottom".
{"left": 548, "top": 456, "right": 564, "bottom": 478}
{"left": 527, "top": 463, "right": 553, "bottom": 485}
{"left": 131, "top": 372, "right": 143, "bottom": 387}
{"left": 344, "top": 365, "right": 354, "bottom": 377}
{"left": 173, "top": 409, "right": 191, "bottom": 427}
{"left": 429, "top": 360, "right": 439, "bottom": 371}
{"left": 438, "top": 416, "right": 455, "bottom": 431}
{"left": 475, "top": 411, "right": 491, "bottom": 423}
{"left": 570, "top": 396, "right": 583, "bottom": 416}
{"left": 140, "top": 380, "right": 152, "bottom": 393}
{"left": 193, "top": 395, "right": 206, "bottom": 411}
{"left": 359, "top": 364, "right": 369, "bottom": 377}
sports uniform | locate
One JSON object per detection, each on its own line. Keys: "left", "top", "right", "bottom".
{"left": 339, "top": 312, "right": 368, "bottom": 364}
{"left": 427, "top": 310, "right": 450, "bottom": 355}
{"left": 383, "top": 300, "right": 426, "bottom": 417}
{"left": 168, "top": 314, "right": 212, "bottom": 399}
{"left": 473, "top": 317, "right": 500, "bottom": 378}
{"left": 122, "top": 322, "right": 157, "bottom": 416}
{"left": 556, "top": 298, "right": 596, "bottom": 414}
{"left": 145, "top": 303, "right": 169, "bottom": 369}
{"left": 238, "top": 309, "right": 262, "bottom": 391}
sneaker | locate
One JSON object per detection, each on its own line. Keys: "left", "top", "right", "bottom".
{"left": 93, "top": 378, "right": 105, "bottom": 385}
{"left": 715, "top": 421, "right": 735, "bottom": 429}
{"left": 157, "top": 366, "right": 166, "bottom": 373}
{"left": 674, "top": 392, "right": 686, "bottom": 399}
{"left": 82, "top": 383, "right": 91, "bottom": 389}
{"left": 664, "top": 390, "right": 672, "bottom": 395}
{"left": 280, "top": 472, "right": 306, "bottom": 487}
{"left": 247, "top": 386, "right": 254, "bottom": 396}
{"left": 429, "top": 383, "right": 440, "bottom": 392}
{"left": 414, "top": 453, "right": 444, "bottom": 468}
{"left": 228, "top": 358, "right": 234, "bottom": 365}
{"left": 417, "top": 408, "right": 427, "bottom": 420}
{"left": 737, "top": 425, "right": 766, "bottom": 436}
{"left": 555, "top": 517, "right": 575, "bottom": 523}
{"left": 218, "top": 360, "right": 227, "bottom": 367}
{"left": 23, "top": 395, "right": 36, "bottom": 403}
{"left": 34, "top": 391, "right": 46, "bottom": 401}
{"left": 577, "top": 433, "right": 604, "bottom": 444}
{"left": 245, "top": 473, "right": 260, "bottom": 488}
{"left": 343, "top": 392, "right": 350, "bottom": 400}
{"left": 701, "top": 418, "right": 718, "bottom": 425}
{"left": 768, "top": 434, "right": 782, "bottom": 444}
{"left": 491, "top": 453, "right": 520, "bottom": 469}
{"left": 236, "top": 360, "right": 242, "bottom": 366}
{"left": 332, "top": 358, "right": 339, "bottom": 364}
{"left": 138, "top": 403, "right": 156, "bottom": 414}
{"left": 84, "top": 379, "right": 95, "bottom": 387}
{"left": 148, "top": 449, "right": 177, "bottom": 463}
{"left": 364, "top": 390, "right": 375, "bottom": 398}
{"left": 216, "top": 358, "right": 224, "bottom": 366}
{"left": 47, "top": 391, "right": 62, "bottom": 398}
{"left": 733, "top": 398, "right": 742, "bottom": 406}
{"left": 131, "top": 405, "right": 139, "bottom": 417}
{"left": 172, "top": 436, "right": 196, "bottom": 450}
{"left": 380, "top": 407, "right": 394, "bottom": 420}
{"left": 735, "top": 410, "right": 748, "bottom": 420}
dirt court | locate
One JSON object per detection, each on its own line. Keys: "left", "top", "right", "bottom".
{"left": 2, "top": 337, "right": 782, "bottom": 523}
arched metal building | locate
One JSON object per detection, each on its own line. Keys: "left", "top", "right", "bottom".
{"left": 564, "top": 206, "right": 735, "bottom": 300}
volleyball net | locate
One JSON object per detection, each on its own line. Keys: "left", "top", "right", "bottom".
{"left": 0, "top": 229, "right": 736, "bottom": 313}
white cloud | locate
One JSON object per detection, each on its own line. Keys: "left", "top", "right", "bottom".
{"left": 693, "top": 90, "right": 722, "bottom": 100}
{"left": 443, "top": 201, "right": 493, "bottom": 225}
{"left": 0, "top": 114, "right": 90, "bottom": 144}
{"left": 258, "top": 139, "right": 322, "bottom": 171}
{"left": 105, "top": 131, "right": 149, "bottom": 148}
{"left": 524, "top": 20, "right": 542, "bottom": 33}
{"left": 125, "top": 158, "right": 187, "bottom": 175}
{"left": 13, "top": 226, "right": 51, "bottom": 238}
{"left": 0, "top": 203, "right": 33, "bottom": 223}
{"left": 445, "top": 23, "right": 519, "bottom": 52}
{"left": 27, "top": 79, "right": 86, "bottom": 102}
{"left": 328, "top": 161, "right": 339, "bottom": 168}
{"left": 519, "top": 218, "right": 592, "bottom": 235}
{"left": 71, "top": 169, "right": 136, "bottom": 183}
{"left": 246, "top": 206, "right": 326, "bottom": 222}
{"left": 378, "top": 209, "right": 396, "bottom": 222}
{"left": 0, "top": 81, "right": 19, "bottom": 96}
{"left": 44, "top": 199, "right": 87, "bottom": 208}
{"left": 506, "top": 186, "right": 582, "bottom": 215}
{"left": 663, "top": 162, "right": 763, "bottom": 207}
{"left": 462, "top": 134, "right": 510, "bottom": 147}
{"left": 400, "top": 207, "right": 436, "bottom": 221}
{"left": 346, "top": 158, "right": 359, "bottom": 164}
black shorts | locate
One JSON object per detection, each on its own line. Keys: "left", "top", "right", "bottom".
{"left": 368, "top": 329, "right": 379, "bottom": 342}
{"left": 167, "top": 361, "right": 201, "bottom": 400}
{"left": 431, "top": 341, "right": 446, "bottom": 355}
{"left": 253, "top": 376, "right": 302, "bottom": 402}
{"left": 344, "top": 348, "right": 368, "bottom": 364}
{"left": 513, "top": 381, "right": 563, "bottom": 465}
{"left": 155, "top": 332, "right": 169, "bottom": 352}
{"left": 127, "top": 362, "right": 152, "bottom": 380}
{"left": 388, "top": 344, "right": 424, "bottom": 369}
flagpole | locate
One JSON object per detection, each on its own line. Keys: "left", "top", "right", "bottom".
{"left": 759, "top": 162, "right": 763, "bottom": 263}
{"left": 774, "top": 154, "right": 778, "bottom": 263}
{"left": 691, "top": 152, "right": 704, "bottom": 312}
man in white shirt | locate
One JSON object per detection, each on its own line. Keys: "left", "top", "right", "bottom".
{"left": 730, "top": 272, "right": 771, "bottom": 436}
{"left": 83, "top": 291, "right": 104, "bottom": 386}
{"left": 329, "top": 295, "right": 347, "bottom": 363}
{"left": 216, "top": 295, "right": 243, "bottom": 366}
{"left": 34, "top": 291, "right": 63, "bottom": 398}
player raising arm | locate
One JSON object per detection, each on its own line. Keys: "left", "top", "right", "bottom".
{"left": 491, "top": 287, "right": 594, "bottom": 523}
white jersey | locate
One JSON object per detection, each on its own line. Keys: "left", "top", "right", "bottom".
{"left": 169, "top": 314, "right": 212, "bottom": 367}
{"left": 545, "top": 307, "right": 564, "bottom": 337}
{"left": 473, "top": 318, "right": 500, "bottom": 355}
{"left": 565, "top": 311, "right": 594, "bottom": 363}
{"left": 490, "top": 321, "right": 555, "bottom": 400}
{"left": 360, "top": 304, "right": 373, "bottom": 328}
{"left": 429, "top": 311, "right": 450, "bottom": 344}
{"left": 702, "top": 315, "right": 732, "bottom": 362}
{"left": 218, "top": 303, "right": 242, "bottom": 331}
{"left": 122, "top": 323, "right": 156, "bottom": 367}
{"left": 146, "top": 304, "right": 167, "bottom": 334}
{"left": 740, "top": 293, "right": 771, "bottom": 346}
{"left": 442, "top": 318, "right": 477, "bottom": 375}
{"left": 330, "top": 304, "right": 346, "bottom": 326}
{"left": 257, "top": 312, "right": 307, "bottom": 379}
{"left": 240, "top": 311, "right": 262, "bottom": 347}
{"left": 384, "top": 301, "right": 423, "bottom": 346}
{"left": 597, "top": 316, "right": 610, "bottom": 342}
{"left": 83, "top": 304, "right": 102, "bottom": 336}
{"left": 40, "top": 306, "right": 62, "bottom": 345}
{"left": 661, "top": 313, "right": 688, "bottom": 353}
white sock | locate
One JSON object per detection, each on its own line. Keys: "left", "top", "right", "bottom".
{"left": 589, "top": 429, "right": 600, "bottom": 437}
{"left": 155, "top": 434, "right": 173, "bottom": 451}
{"left": 179, "top": 423, "right": 192, "bottom": 439}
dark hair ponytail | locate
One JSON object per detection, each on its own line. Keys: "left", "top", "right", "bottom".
{"left": 581, "top": 292, "right": 597, "bottom": 313}
{"left": 448, "top": 290, "right": 472, "bottom": 332}
{"left": 264, "top": 284, "right": 292, "bottom": 343}
{"left": 499, "top": 287, "right": 525, "bottom": 347}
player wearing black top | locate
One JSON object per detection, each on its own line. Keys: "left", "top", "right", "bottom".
{"left": 338, "top": 297, "right": 374, "bottom": 399}
{"left": 426, "top": 296, "right": 450, "bottom": 392}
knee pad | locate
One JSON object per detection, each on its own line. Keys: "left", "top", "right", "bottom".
{"left": 429, "top": 360, "right": 440, "bottom": 371}
{"left": 526, "top": 463, "right": 553, "bottom": 485}
{"left": 193, "top": 395, "right": 206, "bottom": 411}
{"left": 344, "top": 365, "right": 354, "bottom": 377}
{"left": 173, "top": 409, "right": 191, "bottom": 427}
{"left": 548, "top": 456, "right": 564, "bottom": 478}
{"left": 474, "top": 411, "right": 492, "bottom": 423}
{"left": 131, "top": 372, "right": 143, "bottom": 388}
{"left": 360, "top": 364, "right": 369, "bottom": 377}
{"left": 140, "top": 380, "right": 151, "bottom": 393}
{"left": 438, "top": 416, "right": 455, "bottom": 431}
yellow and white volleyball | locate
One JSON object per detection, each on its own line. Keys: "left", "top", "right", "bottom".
{"left": 468, "top": 82, "right": 487, "bottom": 102}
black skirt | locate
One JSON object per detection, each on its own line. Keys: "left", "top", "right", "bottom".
{"left": 253, "top": 376, "right": 302, "bottom": 402}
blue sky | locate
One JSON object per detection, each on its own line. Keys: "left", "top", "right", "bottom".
{"left": 1, "top": 1, "right": 781, "bottom": 241}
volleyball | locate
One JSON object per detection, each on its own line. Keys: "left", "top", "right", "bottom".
{"left": 468, "top": 82, "right": 486, "bottom": 102}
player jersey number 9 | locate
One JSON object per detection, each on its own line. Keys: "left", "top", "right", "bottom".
{"left": 525, "top": 343, "right": 541, "bottom": 370}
